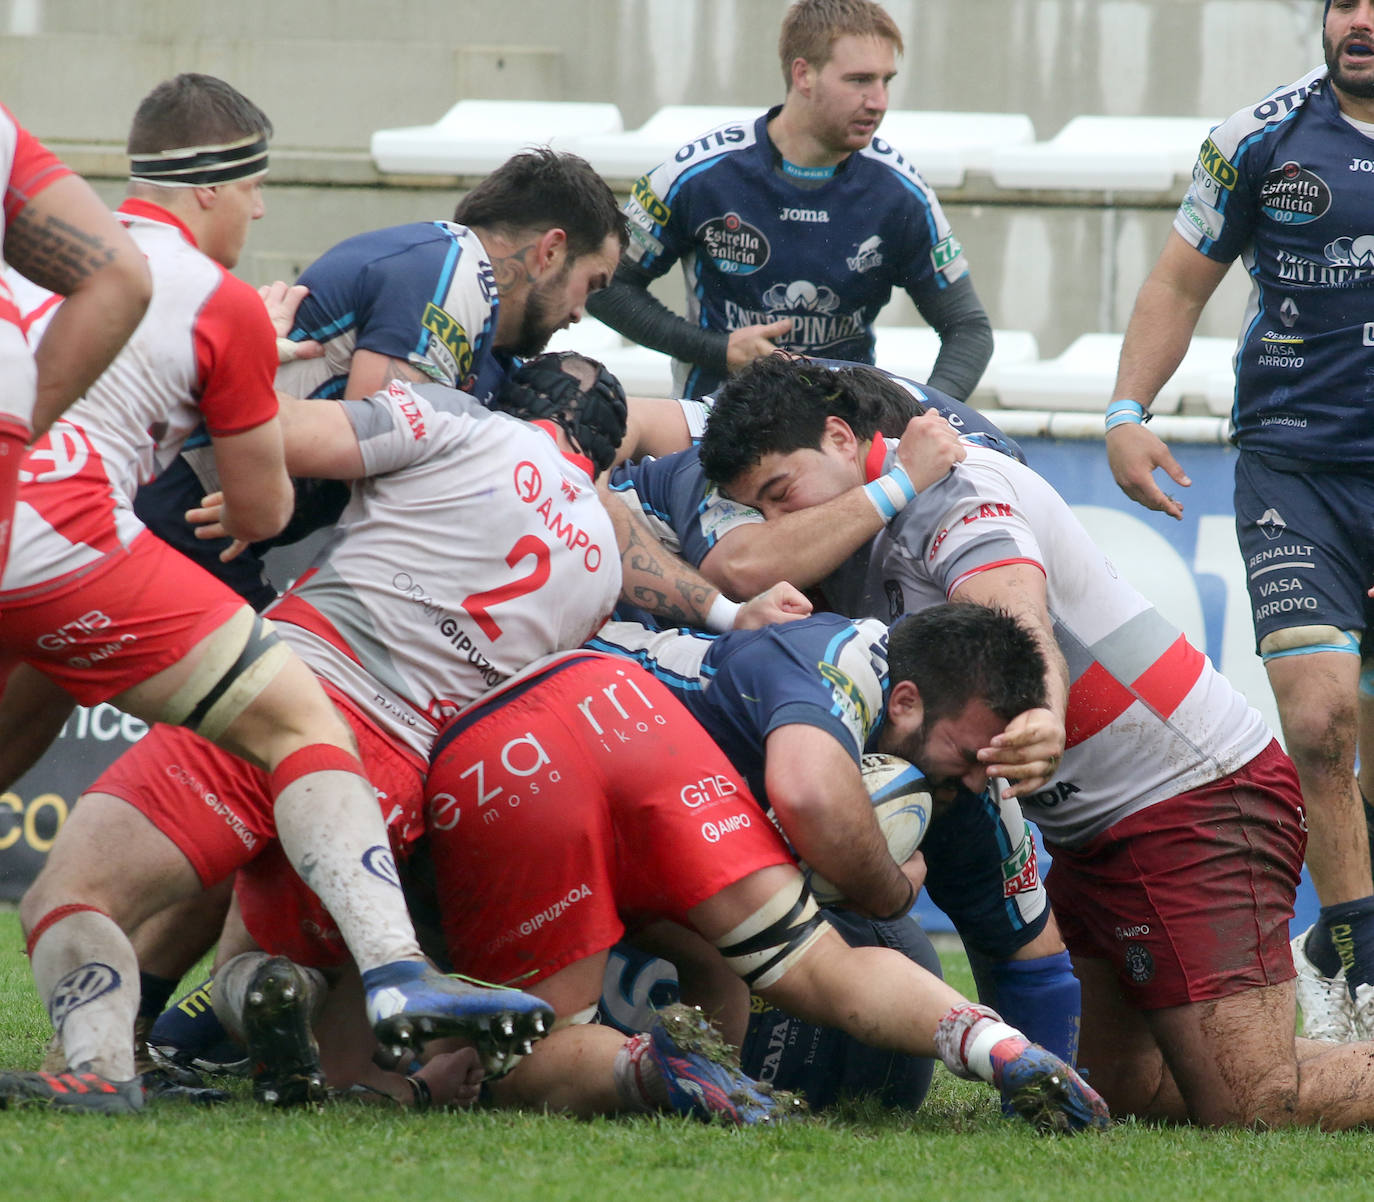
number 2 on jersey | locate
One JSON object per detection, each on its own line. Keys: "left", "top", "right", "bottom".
{"left": 460, "top": 534, "right": 552, "bottom": 640}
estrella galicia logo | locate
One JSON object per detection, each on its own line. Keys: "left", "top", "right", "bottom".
{"left": 363, "top": 845, "right": 401, "bottom": 888}
{"left": 1123, "top": 942, "right": 1155, "bottom": 984}
{"left": 1260, "top": 162, "right": 1331, "bottom": 225}
{"left": 49, "top": 963, "right": 119, "bottom": 1033}
{"left": 696, "top": 213, "right": 770, "bottom": 275}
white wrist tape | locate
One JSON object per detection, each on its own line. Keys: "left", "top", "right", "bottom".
{"left": 862, "top": 463, "right": 918, "bottom": 521}
{"left": 705, "top": 593, "right": 742, "bottom": 633}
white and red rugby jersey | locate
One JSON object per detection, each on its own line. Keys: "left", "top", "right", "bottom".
{"left": 268, "top": 382, "right": 622, "bottom": 760}
{"left": 2, "top": 199, "right": 278, "bottom": 599}
{"left": 824, "top": 442, "right": 1273, "bottom": 847}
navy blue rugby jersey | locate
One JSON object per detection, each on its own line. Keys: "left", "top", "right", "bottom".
{"left": 623, "top": 107, "right": 970, "bottom": 396}
{"left": 280, "top": 221, "right": 504, "bottom": 403}
{"left": 1177, "top": 66, "right": 1374, "bottom": 461}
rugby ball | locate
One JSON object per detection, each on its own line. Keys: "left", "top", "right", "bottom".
{"left": 803, "top": 753, "right": 933, "bottom": 907}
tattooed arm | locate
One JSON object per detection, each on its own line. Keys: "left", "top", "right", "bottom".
{"left": 605, "top": 485, "right": 811, "bottom": 630}
{"left": 6, "top": 173, "right": 151, "bottom": 436}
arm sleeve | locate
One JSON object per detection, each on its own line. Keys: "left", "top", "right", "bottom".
{"left": 194, "top": 277, "right": 280, "bottom": 436}
{"left": 912, "top": 273, "right": 994, "bottom": 401}
{"left": 2, "top": 110, "right": 70, "bottom": 225}
{"left": 586, "top": 260, "right": 730, "bottom": 379}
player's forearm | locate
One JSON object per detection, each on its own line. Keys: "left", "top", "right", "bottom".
{"left": 777, "top": 795, "right": 914, "bottom": 918}
{"left": 586, "top": 266, "right": 729, "bottom": 374}
{"left": 1112, "top": 235, "right": 1226, "bottom": 408}
{"left": 704, "top": 492, "right": 884, "bottom": 598}
{"left": 1112, "top": 278, "right": 1203, "bottom": 408}
{"left": 609, "top": 492, "right": 725, "bottom": 627}
{"left": 917, "top": 275, "right": 993, "bottom": 402}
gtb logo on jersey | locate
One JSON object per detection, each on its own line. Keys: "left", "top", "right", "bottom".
{"left": 38, "top": 610, "right": 114, "bottom": 651}
{"left": 680, "top": 774, "right": 739, "bottom": 809}
{"left": 19, "top": 421, "right": 90, "bottom": 484}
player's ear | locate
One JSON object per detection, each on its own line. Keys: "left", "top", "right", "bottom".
{"left": 886, "top": 679, "right": 924, "bottom": 732}
{"left": 821, "top": 414, "right": 859, "bottom": 457}
{"left": 789, "top": 56, "right": 815, "bottom": 97}
{"left": 193, "top": 184, "right": 218, "bottom": 210}
{"left": 535, "top": 227, "right": 569, "bottom": 275}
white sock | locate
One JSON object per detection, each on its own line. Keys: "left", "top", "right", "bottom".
{"left": 611, "top": 1033, "right": 661, "bottom": 1112}
{"left": 29, "top": 908, "right": 140, "bottom": 1081}
{"left": 270, "top": 765, "right": 421, "bottom": 973}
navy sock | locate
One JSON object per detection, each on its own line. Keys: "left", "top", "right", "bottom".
{"left": 148, "top": 976, "right": 241, "bottom": 1062}
{"left": 1304, "top": 920, "right": 1343, "bottom": 977}
{"left": 1320, "top": 896, "right": 1374, "bottom": 993}
{"left": 138, "top": 972, "right": 179, "bottom": 1021}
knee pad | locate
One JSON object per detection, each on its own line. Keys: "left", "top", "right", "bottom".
{"left": 1259, "top": 625, "right": 1360, "bottom": 663}
{"left": 712, "top": 875, "right": 827, "bottom": 990}
{"left": 160, "top": 608, "right": 293, "bottom": 742}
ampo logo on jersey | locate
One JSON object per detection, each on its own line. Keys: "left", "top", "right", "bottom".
{"left": 1260, "top": 162, "right": 1331, "bottom": 225}
{"left": 697, "top": 213, "right": 769, "bottom": 275}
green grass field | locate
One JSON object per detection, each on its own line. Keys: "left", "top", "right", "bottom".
{"left": 0, "top": 907, "right": 1367, "bottom": 1202}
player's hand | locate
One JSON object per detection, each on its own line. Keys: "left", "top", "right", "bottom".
{"left": 898, "top": 847, "right": 928, "bottom": 895}
{"left": 415, "top": 1046, "right": 484, "bottom": 1109}
{"left": 977, "top": 706, "right": 1065, "bottom": 799}
{"left": 895, "top": 410, "right": 966, "bottom": 491}
{"left": 185, "top": 491, "right": 249, "bottom": 562}
{"left": 726, "top": 319, "right": 794, "bottom": 370}
{"left": 1106, "top": 421, "right": 1189, "bottom": 520}
{"left": 258, "top": 281, "right": 324, "bottom": 363}
{"left": 733, "top": 581, "right": 813, "bottom": 629}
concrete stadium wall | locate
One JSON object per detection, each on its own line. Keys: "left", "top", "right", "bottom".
{"left": 1, "top": 0, "right": 1324, "bottom": 357}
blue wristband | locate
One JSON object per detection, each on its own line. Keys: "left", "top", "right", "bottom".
{"left": 863, "top": 462, "right": 918, "bottom": 521}
{"left": 1104, "top": 399, "right": 1147, "bottom": 431}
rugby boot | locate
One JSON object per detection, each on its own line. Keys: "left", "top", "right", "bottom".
{"left": 636, "top": 1003, "right": 804, "bottom": 1125}
{"left": 1291, "top": 926, "right": 1358, "bottom": 1042}
{"left": 240, "top": 956, "right": 328, "bottom": 1107}
{"left": 989, "top": 1037, "right": 1110, "bottom": 1134}
{"left": 0, "top": 1064, "right": 144, "bottom": 1114}
{"left": 362, "top": 960, "right": 553, "bottom": 1073}
{"left": 134, "top": 1016, "right": 228, "bottom": 1105}
{"left": 148, "top": 976, "right": 252, "bottom": 1076}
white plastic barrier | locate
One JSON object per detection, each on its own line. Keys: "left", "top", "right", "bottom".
{"left": 576, "top": 105, "right": 760, "bottom": 179}
{"left": 873, "top": 326, "right": 1039, "bottom": 402}
{"left": 876, "top": 109, "right": 1036, "bottom": 188}
{"left": 545, "top": 318, "right": 676, "bottom": 397}
{"left": 993, "top": 331, "right": 1235, "bottom": 413}
{"left": 989, "top": 115, "right": 1216, "bottom": 191}
{"left": 370, "top": 100, "right": 624, "bottom": 175}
